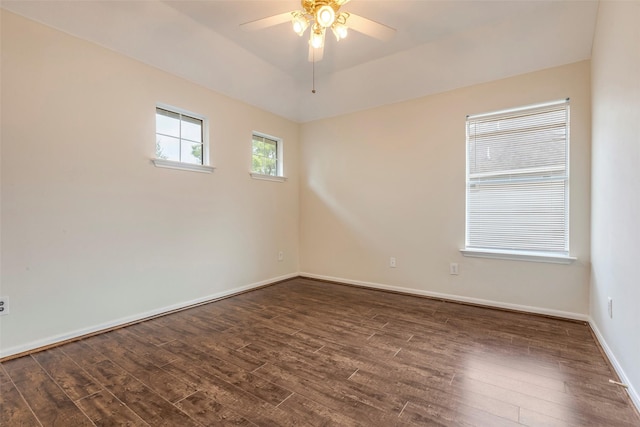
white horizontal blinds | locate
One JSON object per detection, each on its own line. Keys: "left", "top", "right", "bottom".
{"left": 466, "top": 100, "right": 569, "bottom": 254}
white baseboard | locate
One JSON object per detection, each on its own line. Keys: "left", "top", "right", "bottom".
{"left": 0, "top": 272, "right": 298, "bottom": 359}
{"left": 589, "top": 319, "right": 640, "bottom": 412}
{"left": 300, "top": 272, "right": 589, "bottom": 321}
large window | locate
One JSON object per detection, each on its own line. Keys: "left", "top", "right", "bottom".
{"left": 464, "top": 99, "right": 572, "bottom": 262}
{"left": 251, "top": 132, "right": 284, "bottom": 179}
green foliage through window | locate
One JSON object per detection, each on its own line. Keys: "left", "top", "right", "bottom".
{"left": 252, "top": 134, "right": 280, "bottom": 176}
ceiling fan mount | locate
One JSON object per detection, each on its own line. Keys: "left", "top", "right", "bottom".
{"left": 240, "top": 0, "right": 395, "bottom": 62}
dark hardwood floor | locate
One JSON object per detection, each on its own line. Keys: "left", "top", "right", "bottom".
{"left": 2, "top": 277, "right": 639, "bottom": 426}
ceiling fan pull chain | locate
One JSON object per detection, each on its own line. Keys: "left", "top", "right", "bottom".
{"left": 312, "top": 50, "right": 316, "bottom": 94}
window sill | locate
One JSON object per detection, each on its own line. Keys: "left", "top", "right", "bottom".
{"left": 152, "top": 159, "right": 215, "bottom": 174}
{"left": 249, "top": 172, "right": 287, "bottom": 182}
{"left": 460, "top": 248, "right": 576, "bottom": 264}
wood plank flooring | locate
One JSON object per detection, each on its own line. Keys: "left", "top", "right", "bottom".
{"left": 2, "top": 278, "right": 639, "bottom": 426}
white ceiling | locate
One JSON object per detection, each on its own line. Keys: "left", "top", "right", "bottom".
{"left": 2, "top": 0, "right": 599, "bottom": 122}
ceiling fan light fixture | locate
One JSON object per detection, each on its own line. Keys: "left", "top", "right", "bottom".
{"left": 291, "top": 12, "right": 309, "bottom": 36}
{"left": 331, "top": 12, "right": 349, "bottom": 41}
{"left": 316, "top": 5, "right": 336, "bottom": 28}
{"left": 331, "top": 23, "right": 348, "bottom": 41}
{"left": 310, "top": 24, "right": 325, "bottom": 49}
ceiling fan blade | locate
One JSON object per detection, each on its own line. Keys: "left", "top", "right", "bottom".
{"left": 308, "top": 44, "right": 324, "bottom": 62}
{"left": 240, "top": 12, "right": 292, "bottom": 32}
{"left": 347, "top": 13, "right": 396, "bottom": 41}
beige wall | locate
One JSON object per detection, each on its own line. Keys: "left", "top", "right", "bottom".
{"left": 0, "top": 11, "right": 300, "bottom": 356}
{"left": 590, "top": 0, "right": 640, "bottom": 406}
{"left": 0, "top": 8, "right": 601, "bottom": 364}
{"left": 300, "top": 61, "right": 591, "bottom": 317}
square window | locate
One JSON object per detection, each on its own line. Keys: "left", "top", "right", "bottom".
{"left": 251, "top": 133, "right": 283, "bottom": 177}
{"left": 155, "top": 107, "right": 205, "bottom": 165}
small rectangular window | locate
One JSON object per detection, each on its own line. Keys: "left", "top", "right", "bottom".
{"left": 251, "top": 133, "right": 283, "bottom": 177}
{"left": 464, "top": 99, "right": 571, "bottom": 261}
{"left": 156, "top": 107, "right": 204, "bottom": 165}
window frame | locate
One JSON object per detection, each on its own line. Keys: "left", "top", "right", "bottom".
{"left": 152, "top": 104, "right": 214, "bottom": 174}
{"left": 461, "top": 99, "right": 575, "bottom": 264}
{"left": 250, "top": 131, "right": 286, "bottom": 182}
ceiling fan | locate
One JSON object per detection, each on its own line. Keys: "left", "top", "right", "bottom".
{"left": 240, "top": 0, "right": 396, "bottom": 62}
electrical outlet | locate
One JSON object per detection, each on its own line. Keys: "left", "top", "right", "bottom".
{"left": 0, "top": 297, "right": 8, "bottom": 316}
{"left": 278, "top": 251, "right": 284, "bottom": 262}
{"left": 450, "top": 263, "right": 459, "bottom": 275}
{"left": 390, "top": 257, "right": 397, "bottom": 268}
{"left": 608, "top": 297, "right": 613, "bottom": 319}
